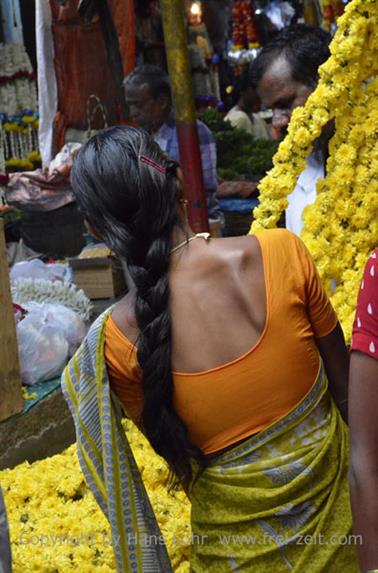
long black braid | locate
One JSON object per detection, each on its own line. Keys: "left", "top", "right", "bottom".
{"left": 71, "top": 126, "right": 206, "bottom": 488}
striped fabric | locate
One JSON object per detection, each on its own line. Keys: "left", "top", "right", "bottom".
{"left": 154, "top": 111, "right": 222, "bottom": 221}
{"left": 62, "top": 309, "right": 173, "bottom": 573}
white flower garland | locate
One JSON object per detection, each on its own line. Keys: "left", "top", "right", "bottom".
{"left": 0, "top": 43, "right": 37, "bottom": 116}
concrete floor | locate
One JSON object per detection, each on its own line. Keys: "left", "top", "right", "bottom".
{"left": 0, "top": 387, "right": 76, "bottom": 470}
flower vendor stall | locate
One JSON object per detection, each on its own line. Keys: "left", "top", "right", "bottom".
{"left": 0, "top": 43, "right": 40, "bottom": 173}
{"left": 199, "top": 106, "right": 279, "bottom": 234}
{"left": 0, "top": 1, "right": 377, "bottom": 572}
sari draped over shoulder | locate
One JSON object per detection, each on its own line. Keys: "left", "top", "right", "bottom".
{"left": 189, "top": 365, "right": 359, "bottom": 572}
{"left": 62, "top": 310, "right": 359, "bottom": 573}
{"left": 61, "top": 309, "right": 173, "bottom": 573}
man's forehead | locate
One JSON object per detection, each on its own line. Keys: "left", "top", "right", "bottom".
{"left": 257, "top": 57, "right": 298, "bottom": 106}
{"left": 259, "top": 57, "right": 292, "bottom": 88}
{"left": 125, "top": 82, "right": 152, "bottom": 100}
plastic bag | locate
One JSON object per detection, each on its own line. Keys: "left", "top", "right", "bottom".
{"left": 10, "top": 259, "right": 72, "bottom": 283}
{"left": 17, "top": 315, "right": 69, "bottom": 385}
{"left": 49, "top": 304, "right": 86, "bottom": 353}
{"left": 16, "top": 303, "right": 86, "bottom": 385}
{"left": 24, "top": 302, "right": 86, "bottom": 355}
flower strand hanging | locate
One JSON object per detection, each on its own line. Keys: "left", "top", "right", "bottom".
{"left": 250, "top": 0, "right": 378, "bottom": 341}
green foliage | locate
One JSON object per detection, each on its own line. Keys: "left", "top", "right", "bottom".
{"left": 199, "top": 108, "right": 278, "bottom": 181}
{"left": 0, "top": 206, "right": 21, "bottom": 225}
{"left": 198, "top": 108, "right": 235, "bottom": 134}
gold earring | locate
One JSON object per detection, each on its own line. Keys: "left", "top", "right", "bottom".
{"left": 179, "top": 198, "right": 189, "bottom": 223}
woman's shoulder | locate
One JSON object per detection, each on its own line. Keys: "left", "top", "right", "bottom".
{"left": 210, "top": 229, "right": 298, "bottom": 260}
{"left": 185, "top": 235, "right": 260, "bottom": 282}
{"left": 210, "top": 233, "right": 259, "bottom": 258}
{"left": 252, "top": 228, "right": 308, "bottom": 274}
{"left": 254, "top": 227, "right": 300, "bottom": 249}
{"left": 106, "top": 292, "right": 139, "bottom": 346}
{"left": 86, "top": 307, "right": 113, "bottom": 341}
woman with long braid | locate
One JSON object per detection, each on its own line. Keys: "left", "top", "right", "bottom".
{"left": 63, "top": 126, "right": 359, "bottom": 572}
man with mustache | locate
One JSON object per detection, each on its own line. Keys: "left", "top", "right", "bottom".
{"left": 249, "top": 25, "right": 332, "bottom": 235}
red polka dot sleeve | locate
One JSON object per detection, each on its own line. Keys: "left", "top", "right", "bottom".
{"left": 351, "top": 248, "right": 378, "bottom": 360}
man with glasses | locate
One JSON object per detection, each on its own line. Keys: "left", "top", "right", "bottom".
{"left": 249, "top": 25, "right": 332, "bottom": 235}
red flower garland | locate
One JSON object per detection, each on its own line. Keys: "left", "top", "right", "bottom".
{"left": 322, "top": 0, "right": 345, "bottom": 30}
{"left": 0, "top": 70, "right": 37, "bottom": 86}
{"left": 232, "top": 0, "right": 260, "bottom": 49}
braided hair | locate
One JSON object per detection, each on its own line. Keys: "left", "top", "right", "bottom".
{"left": 71, "top": 126, "right": 205, "bottom": 488}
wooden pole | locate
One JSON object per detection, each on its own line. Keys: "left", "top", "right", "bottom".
{"left": 0, "top": 219, "right": 23, "bottom": 422}
{"left": 160, "top": 0, "right": 209, "bottom": 233}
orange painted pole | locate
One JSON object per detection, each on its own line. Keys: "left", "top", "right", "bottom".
{"left": 160, "top": 0, "right": 209, "bottom": 233}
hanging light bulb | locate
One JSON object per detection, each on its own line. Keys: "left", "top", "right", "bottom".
{"left": 191, "top": 2, "right": 200, "bottom": 15}
{"left": 189, "top": 1, "right": 202, "bottom": 25}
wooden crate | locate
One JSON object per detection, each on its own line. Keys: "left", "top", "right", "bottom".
{"left": 0, "top": 219, "right": 23, "bottom": 422}
{"left": 69, "top": 256, "right": 126, "bottom": 299}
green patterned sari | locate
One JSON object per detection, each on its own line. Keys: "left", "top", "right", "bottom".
{"left": 63, "top": 310, "right": 359, "bottom": 572}
{"left": 189, "top": 366, "right": 359, "bottom": 572}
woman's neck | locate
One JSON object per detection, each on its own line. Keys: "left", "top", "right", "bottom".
{"left": 170, "top": 224, "right": 195, "bottom": 251}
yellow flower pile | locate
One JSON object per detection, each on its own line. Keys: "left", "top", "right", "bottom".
{"left": 5, "top": 151, "right": 41, "bottom": 172}
{"left": 0, "top": 420, "right": 191, "bottom": 573}
{"left": 251, "top": 0, "right": 378, "bottom": 341}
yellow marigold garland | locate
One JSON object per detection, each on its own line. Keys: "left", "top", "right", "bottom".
{"left": 250, "top": 0, "right": 378, "bottom": 341}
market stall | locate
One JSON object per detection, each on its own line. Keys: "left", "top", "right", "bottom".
{"left": 0, "top": 0, "right": 376, "bottom": 572}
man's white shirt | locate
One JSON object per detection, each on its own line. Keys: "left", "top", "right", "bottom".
{"left": 285, "top": 151, "right": 325, "bottom": 236}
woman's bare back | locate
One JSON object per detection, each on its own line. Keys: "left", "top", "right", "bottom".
{"left": 112, "top": 235, "right": 267, "bottom": 374}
